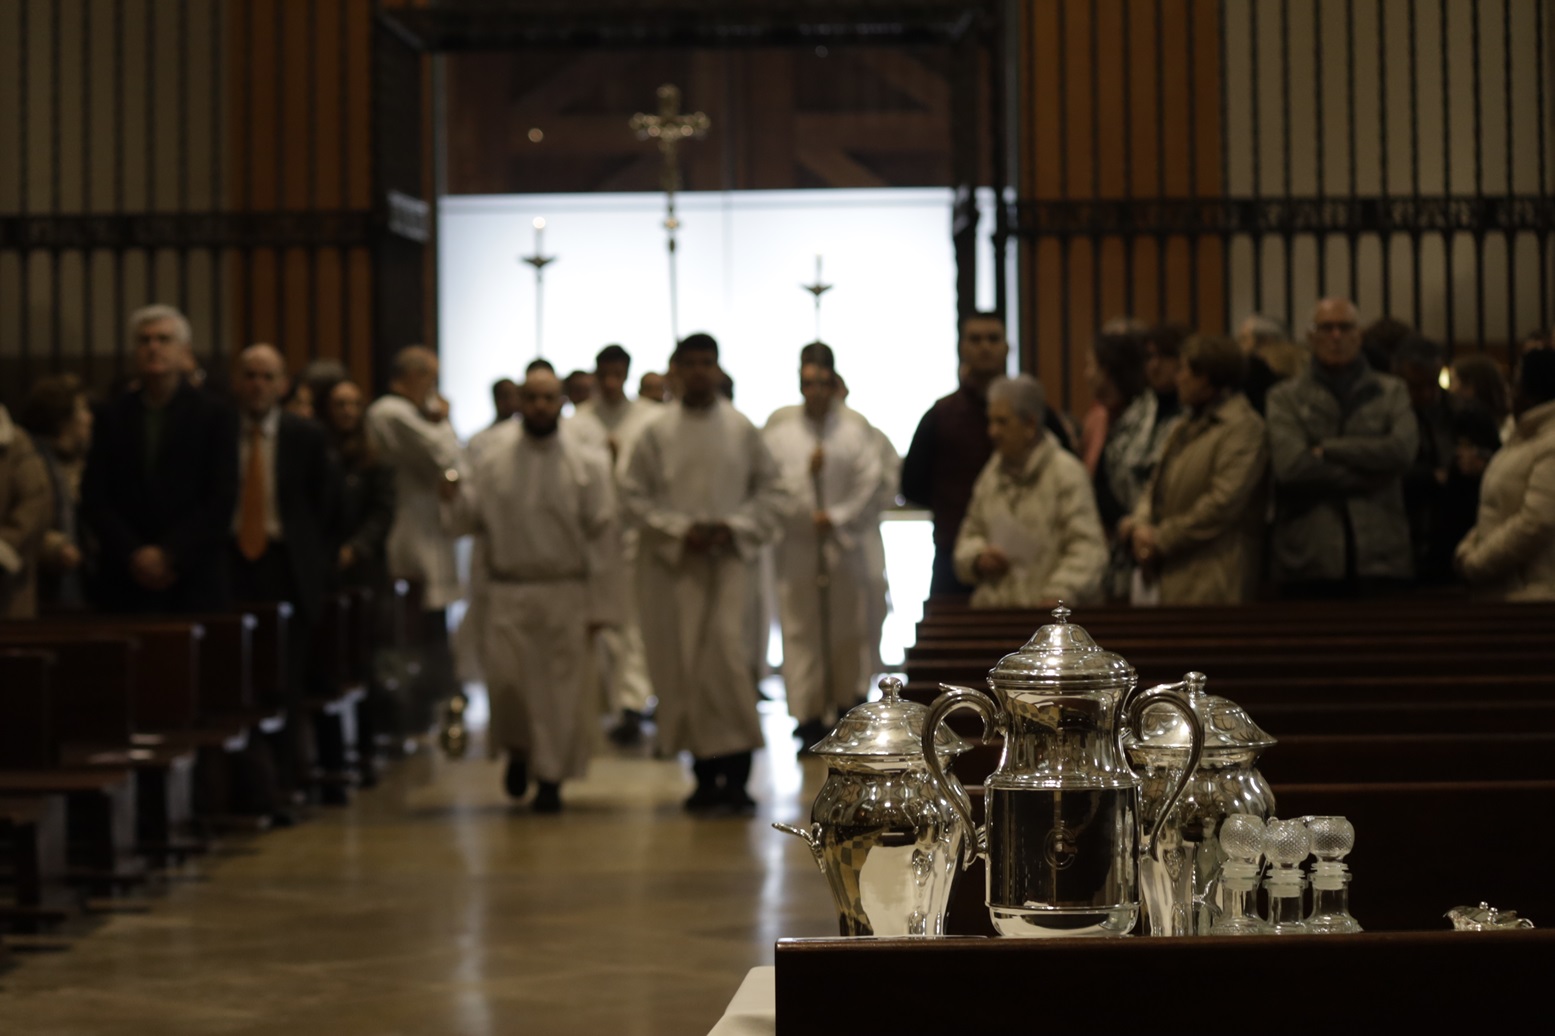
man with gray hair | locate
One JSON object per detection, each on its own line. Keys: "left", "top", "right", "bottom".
{"left": 954, "top": 373, "right": 1107, "bottom": 607}
{"left": 1266, "top": 297, "right": 1418, "bottom": 596}
{"left": 83, "top": 304, "right": 238, "bottom": 612}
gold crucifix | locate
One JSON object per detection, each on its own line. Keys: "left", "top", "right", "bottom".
{"left": 630, "top": 84, "right": 710, "bottom": 344}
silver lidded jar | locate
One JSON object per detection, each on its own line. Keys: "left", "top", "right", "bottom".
{"left": 1125, "top": 672, "right": 1277, "bottom": 936}
{"left": 776, "top": 676, "right": 971, "bottom": 937}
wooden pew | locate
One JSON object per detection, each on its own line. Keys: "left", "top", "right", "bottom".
{"left": 0, "top": 633, "right": 146, "bottom": 889}
{"left": 0, "top": 650, "right": 74, "bottom": 927}
{"left": 775, "top": 930, "right": 1555, "bottom": 1034}
{"left": 940, "top": 778, "right": 1555, "bottom": 937}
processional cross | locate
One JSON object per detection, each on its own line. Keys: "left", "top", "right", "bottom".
{"left": 802, "top": 254, "right": 834, "bottom": 341}
{"left": 519, "top": 217, "right": 556, "bottom": 357}
{"left": 630, "top": 84, "right": 710, "bottom": 345}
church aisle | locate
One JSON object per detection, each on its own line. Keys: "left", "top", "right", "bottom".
{"left": 0, "top": 705, "right": 837, "bottom": 1035}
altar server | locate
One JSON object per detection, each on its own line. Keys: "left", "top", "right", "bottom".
{"left": 763, "top": 346, "right": 883, "bottom": 747}
{"left": 441, "top": 368, "right": 622, "bottom": 812}
{"left": 366, "top": 346, "right": 465, "bottom": 721}
{"left": 575, "top": 344, "right": 663, "bottom": 744}
{"left": 621, "top": 333, "right": 787, "bottom": 814}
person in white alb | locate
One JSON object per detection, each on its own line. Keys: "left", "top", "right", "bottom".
{"left": 365, "top": 346, "right": 466, "bottom": 724}
{"left": 621, "top": 333, "right": 787, "bottom": 815}
{"left": 574, "top": 343, "right": 663, "bottom": 745}
{"left": 441, "top": 368, "right": 622, "bottom": 812}
{"left": 763, "top": 343, "right": 883, "bottom": 749}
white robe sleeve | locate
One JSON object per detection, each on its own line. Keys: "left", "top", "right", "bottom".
{"left": 822, "top": 426, "right": 883, "bottom": 551}
{"left": 580, "top": 451, "right": 626, "bottom": 627}
{"left": 620, "top": 426, "right": 694, "bottom": 567}
{"left": 725, "top": 424, "right": 789, "bottom": 561}
{"left": 369, "top": 400, "right": 465, "bottom": 483}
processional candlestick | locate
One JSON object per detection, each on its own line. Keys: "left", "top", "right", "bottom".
{"left": 520, "top": 216, "right": 556, "bottom": 358}
{"left": 802, "top": 254, "right": 834, "bottom": 341}
{"left": 801, "top": 252, "right": 837, "bottom": 710}
{"left": 630, "top": 84, "right": 710, "bottom": 346}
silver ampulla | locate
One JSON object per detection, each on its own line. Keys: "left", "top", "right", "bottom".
{"left": 921, "top": 604, "right": 1205, "bottom": 937}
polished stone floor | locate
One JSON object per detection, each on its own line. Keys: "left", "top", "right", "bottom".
{"left": 0, "top": 700, "right": 839, "bottom": 1035}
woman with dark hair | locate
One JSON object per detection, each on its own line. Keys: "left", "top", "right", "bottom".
{"left": 1454, "top": 350, "right": 1555, "bottom": 599}
{"left": 322, "top": 380, "right": 395, "bottom": 590}
{"left": 1088, "top": 322, "right": 1183, "bottom": 598}
{"left": 17, "top": 374, "right": 92, "bottom": 609}
{"left": 1122, "top": 335, "right": 1268, "bottom": 604}
{"left": 1450, "top": 352, "right": 1514, "bottom": 444}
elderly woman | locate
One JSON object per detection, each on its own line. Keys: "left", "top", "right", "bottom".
{"left": 1455, "top": 350, "right": 1555, "bottom": 600}
{"left": 954, "top": 374, "right": 1107, "bottom": 607}
{"left": 1122, "top": 335, "right": 1268, "bottom": 605}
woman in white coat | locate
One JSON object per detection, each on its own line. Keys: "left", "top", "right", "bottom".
{"left": 954, "top": 374, "right": 1107, "bottom": 608}
{"left": 1455, "top": 350, "right": 1555, "bottom": 600}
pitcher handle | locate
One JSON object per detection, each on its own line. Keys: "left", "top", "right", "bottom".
{"left": 1124, "top": 672, "right": 1207, "bottom": 862}
{"left": 922, "top": 683, "right": 1000, "bottom": 871}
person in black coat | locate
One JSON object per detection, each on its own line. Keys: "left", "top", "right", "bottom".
{"left": 227, "top": 343, "right": 336, "bottom": 626}
{"left": 321, "top": 379, "right": 395, "bottom": 593}
{"left": 81, "top": 305, "right": 238, "bottom": 614}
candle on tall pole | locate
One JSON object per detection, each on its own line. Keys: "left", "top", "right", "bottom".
{"left": 520, "top": 216, "right": 555, "bottom": 357}
{"left": 802, "top": 253, "right": 834, "bottom": 341}
{"left": 630, "top": 84, "right": 710, "bottom": 348}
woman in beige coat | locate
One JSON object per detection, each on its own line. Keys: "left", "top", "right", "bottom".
{"left": 0, "top": 402, "right": 54, "bottom": 619}
{"left": 955, "top": 374, "right": 1107, "bottom": 607}
{"left": 1455, "top": 350, "right": 1555, "bottom": 600}
{"left": 1123, "top": 335, "right": 1269, "bottom": 604}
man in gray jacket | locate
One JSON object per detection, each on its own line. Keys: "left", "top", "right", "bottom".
{"left": 1267, "top": 298, "right": 1419, "bottom": 596}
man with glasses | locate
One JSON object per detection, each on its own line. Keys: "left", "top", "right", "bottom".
{"left": 1266, "top": 297, "right": 1419, "bottom": 597}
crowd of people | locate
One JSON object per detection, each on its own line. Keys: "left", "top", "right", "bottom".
{"left": 905, "top": 300, "right": 1555, "bottom": 614}
{"left": 1, "top": 299, "right": 1552, "bottom": 817}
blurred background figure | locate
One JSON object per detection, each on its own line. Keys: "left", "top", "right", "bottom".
{"left": 1456, "top": 350, "right": 1555, "bottom": 600}
{"left": 18, "top": 374, "right": 94, "bottom": 611}
{"left": 1235, "top": 313, "right": 1306, "bottom": 415}
{"left": 1450, "top": 352, "right": 1516, "bottom": 445}
{"left": 0, "top": 394, "right": 52, "bottom": 619}
{"left": 1360, "top": 315, "right": 1414, "bottom": 374}
{"left": 901, "top": 312, "right": 1010, "bottom": 596}
{"left": 638, "top": 371, "right": 669, "bottom": 403}
{"left": 1393, "top": 337, "right": 1502, "bottom": 585}
{"left": 563, "top": 369, "right": 596, "bottom": 408}
{"left": 323, "top": 380, "right": 396, "bottom": 592}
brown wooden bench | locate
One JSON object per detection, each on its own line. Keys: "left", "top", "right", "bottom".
{"left": 937, "top": 779, "right": 1554, "bottom": 938}
{"left": 0, "top": 634, "right": 153, "bottom": 889}
{"left": 0, "top": 650, "right": 76, "bottom": 928}
{"left": 774, "top": 930, "right": 1555, "bottom": 1034}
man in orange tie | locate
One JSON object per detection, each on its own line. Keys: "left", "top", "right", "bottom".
{"left": 228, "top": 343, "right": 335, "bottom": 624}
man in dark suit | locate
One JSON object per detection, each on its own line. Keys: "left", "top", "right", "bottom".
{"left": 82, "top": 305, "right": 238, "bottom": 613}
{"left": 227, "top": 343, "right": 335, "bottom": 625}
{"left": 228, "top": 342, "right": 338, "bottom": 805}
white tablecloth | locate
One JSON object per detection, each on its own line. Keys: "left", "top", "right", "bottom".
{"left": 707, "top": 966, "right": 776, "bottom": 1036}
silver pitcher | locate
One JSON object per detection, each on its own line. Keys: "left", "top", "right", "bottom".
{"left": 1125, "top": 672, "right": 1277, "bottom": 936}
{"left": 921, "top": 605, "right": 1205, "bottom": 937}
{"left": 776, "top": 677, "right": 971, "bottom": 937}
